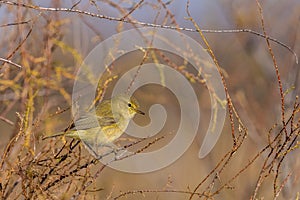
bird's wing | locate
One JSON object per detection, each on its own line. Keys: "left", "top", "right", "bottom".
{"left": 67, "top": 113, "right": 120, "bottom": 131}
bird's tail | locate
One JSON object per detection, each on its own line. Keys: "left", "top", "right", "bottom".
{"left": 42, "top": 132, "right": 65, "bottom": 140}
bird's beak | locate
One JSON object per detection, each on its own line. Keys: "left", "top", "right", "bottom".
{"left": 135, "top": 109, "right": 145, "bottom": 115}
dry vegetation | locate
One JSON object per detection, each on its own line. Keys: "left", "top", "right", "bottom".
{"left": 0, "top": 0, "right": 299, "bottom": 199}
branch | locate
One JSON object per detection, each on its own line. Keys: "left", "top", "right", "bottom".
{"left": 0, "top": 0, "right": 297, "bottom": 63}
{"left": 0, "top": 57, "right": 22, "bottom": 69}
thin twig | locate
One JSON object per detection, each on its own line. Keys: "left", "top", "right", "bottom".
{"left": 0, "top": 0, "right": 297, "bottom": 63}
{"left": 0, "top": 116, "right": 14, "bottom": 125}
{"left": 0, "top": 57, "right": 22, "bottom": 69}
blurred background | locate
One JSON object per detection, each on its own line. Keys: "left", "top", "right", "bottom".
{"left": 0, "top": 0, "right": 299, "bottom": 199}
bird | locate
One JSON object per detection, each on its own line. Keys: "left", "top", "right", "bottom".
{"left": 43, "top": 94, "right": 145, "bottom": 156}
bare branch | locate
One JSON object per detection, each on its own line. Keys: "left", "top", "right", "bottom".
{"left": 0, "top": 57, "right": 22, "bottom": 69}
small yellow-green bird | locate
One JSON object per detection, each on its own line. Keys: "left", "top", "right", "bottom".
{"left": 43, "top": 94, "right": 145, "bottom": 155}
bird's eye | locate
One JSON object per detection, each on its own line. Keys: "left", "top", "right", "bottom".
{"left": 128, "top": 103, "right": 132, "bottom": 107}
